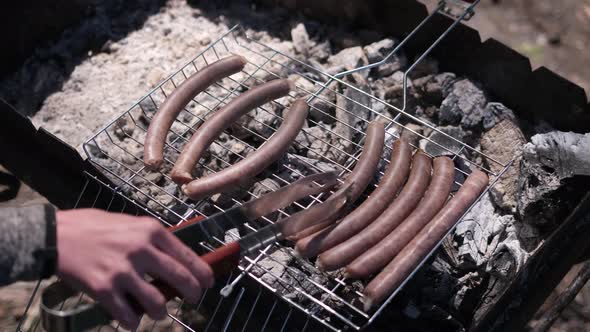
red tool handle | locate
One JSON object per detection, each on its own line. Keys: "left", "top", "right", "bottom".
{"left": 150, "top": 216, "right": 242, "bottom": 302}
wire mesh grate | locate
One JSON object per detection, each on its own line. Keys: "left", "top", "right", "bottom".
{"left": 18, "top": 1, "right": 518, "bottom": 331}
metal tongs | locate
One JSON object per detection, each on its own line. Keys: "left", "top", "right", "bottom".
{"left": 40, "top": 172, "right": 339, "bottom": 332}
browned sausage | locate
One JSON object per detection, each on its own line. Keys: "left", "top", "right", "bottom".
{"left": 345, "top": 156, "right": 455, "bottom": 279}
{"left": 281, "top": 181, "right": 355, "bottom": 240}
{"left": 316, "top": 151, "right": 432, "bottom": 271}
{"left": 144, "top": 55, "right": 247, "bottom": 170}
{"left": 171, "top": 79, "right": 294, "bottom": 184}
{"left": 286, "top": 121, "right": 385, "bottom": 240}
{"left": 294, "top": 139, "right": 413, "bottom": 258}
{"left": 363, "top": 169, "right": 489, "bottom": 311}
{"left": 241, "top": 172, "right": 338, "bottom": 220}
{"left": 182, "top": 99, "right": 309, "bottom": 200}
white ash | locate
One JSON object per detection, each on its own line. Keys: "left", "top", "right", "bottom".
{"left": 291, "top": 23, "right": 313, "bottom": 58}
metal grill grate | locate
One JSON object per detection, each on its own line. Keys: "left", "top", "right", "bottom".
{"left": 18, "top": 1, "right": 517, "bottom": 331}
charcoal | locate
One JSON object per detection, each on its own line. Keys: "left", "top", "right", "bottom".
{"left": 282, "top": 153, "right": 340, "bottom": 178}
{"left": 524, "top": 131, "right": 590, "bottom": 177}
{"left": 518, "top": 131, "right": 590, "bottom": 225}
{"left": 482, "top": 102, "right": 517, "bottom": 130}
{"left": 480, "top": 119, "right": 526, "bottom": 212}
{"left": 439, "top": 79, "right": 488, "bottom": 129}
{"left": 363, "top": 38, "right": 395, "bottom": 63}
{"left": 294, "top": 125, "right": 326, "bottom": 153}
{"left": 324, "top": 83, "right": 373, "bottom": 165}
{"left": 420, "top": 125, "right": 466, "bottom": 157}
{"left": 400, "top": 123, "right": 424, "bottom": 147}
{"left": 310, "top": 40, "right": 332, "bottom": 61}
{"left": 454, "top": 194, "right": 516, "bottom": 268}
{"left": 144, "top": 171, "right": 164, "bottom": 185}
{"left": 413, "top": 72, "right": 456, "bottom": 106}
{"left": 363, "top": 38, "right": 404, "bottom": 77}
{"left": 327, "top": 46, "right": 369, "bottom": 82}
{"left": 309, "top": 99, "right": 336, "bottom": 124}
{"left": 251, "top": 248, "right": 293, "bottom": 287}
{"left": 231, "top": 105, "right": 278, "bottom": 140}
{"left": 435, "top": 72, "right": 457, "bottom": 96}
{"left": 408, "top": 56, "right": 439, "bottom": 78}
{"left": 383, "top": 71, "right": 413, "bottom": 100}
{"left": 113, "top": 117, "right": 135, "bottom": 140}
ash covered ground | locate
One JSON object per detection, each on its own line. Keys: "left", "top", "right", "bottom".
{"left": 1, "top": 1, "right": 589, "bottom": 331}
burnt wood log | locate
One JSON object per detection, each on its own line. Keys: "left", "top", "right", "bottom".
{"left": 470, "top": 192, "right": 590, "bottom": 332}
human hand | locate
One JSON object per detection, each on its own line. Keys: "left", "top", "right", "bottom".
{"left": 55, "top": 209, "right": 214, "bottom": 330}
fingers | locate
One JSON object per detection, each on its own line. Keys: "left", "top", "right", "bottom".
{"left": 121, "top": 273, "right": 168, "bottom": 321}
{"left": 94, "top": 288, "right": 140, "bottom": 331}
{"left": 153, "top": 229, "right": 215, "bottom": 288}
{"left": 141, "top": 247, "right": 204, "bottom": 303}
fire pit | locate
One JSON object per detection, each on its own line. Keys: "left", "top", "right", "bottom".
{"left": 4, "top": 0, "right": 589, "bottom": 331}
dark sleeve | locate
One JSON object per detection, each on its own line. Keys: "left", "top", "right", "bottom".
{"left": 0, "top": 204, "right": 57, "bottom": 286}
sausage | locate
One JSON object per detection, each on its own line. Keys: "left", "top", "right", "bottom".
{"left": 280, "top": 181, "right": 355, "bottom": 239}
{"left": 241, "top": 172, "right": 339, "bottom": 220}
{"left": 294, "top": 139, "right": 413, "bottom": 258}
{"left": 286, "top": 121, "right": 385, "bottom": 240}
{"left": 182, "top": 99, "right": 308, "bottom": 200}
{"left": 345, "top": 156, "right": 455, "bottom": 279}
{"left": 316, "top": 151, "right": 432, "bottom": 271}
{"left": 171, "top": 79, "right": 294, "bottom": 184}
{"left": 144, "top": 55, "right": 247, "bottom": 170}
{"left": 363, "top": 169, "right": 489, "bottom": 311}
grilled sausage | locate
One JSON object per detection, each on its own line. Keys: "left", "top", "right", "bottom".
{"left": 281, "top": 181, "right": 355, "bottom": 240}
{"left": 144, "top": 55, "right": 247, "bottom": 170}
{"left": 286, "top": 121, "right": 385, "bottom": 240}
{"left": 316, "top": 151, "right": 432, "bottom": 271}
{"left": 345, "top": 156, "right": 455, "bottom": 279}
{"left": 295, "top": 139, "right": 413, "bottom": 258}
{"left": 182, "top": 99, "right": 308, "bottom": 200}
{"left": 171, "top": 79, "right": 294, "bottom": 184}
{"left": 363, "top": 169, "right": 489, "bottom": 311}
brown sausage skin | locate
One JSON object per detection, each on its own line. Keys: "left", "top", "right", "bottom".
{"left": 345, "top": 156, "right": 455, "bottom": 279}
{"left": 281, "top": 181, "right": 355, "bottom": 240}
{"left": 295, "top": 140, "right": 413, "bottom": 258}
{"left": 363, "top": 169, "right": 489, "bottom": 311}
{"left": 316, "top": 151, "right": 432, "bottom": 271}
{"left": 287, "top": 121, "right": 385, "bottom": 240}
{"left": 182, "top": 99, "right": 308, "bottom": 200}
{"left": 144, "top": 55, "right": 247, "bottom": 170}
{"left": 171, "top": 79, "right": 294, "bottom": 184}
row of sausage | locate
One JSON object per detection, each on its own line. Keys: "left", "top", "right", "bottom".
{"left": 288, "top": 123, "right": 488, "bottom": 311}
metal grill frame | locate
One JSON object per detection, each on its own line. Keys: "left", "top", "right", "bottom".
{"left": 18, "top": 1, "right": 518, "bottom": 331}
